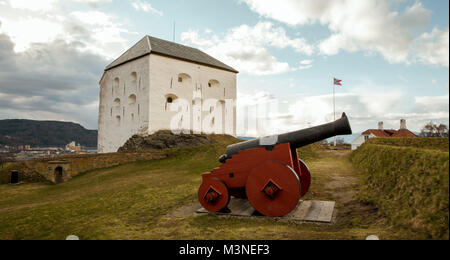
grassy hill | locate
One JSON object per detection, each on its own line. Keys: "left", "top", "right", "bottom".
{"left": 350, "top": 138, "right": 449, "bottom": 239}
{"left": 366, "top": 137, "right": 449, "bottom": 152}
{"left": 0, "top": 135, "right": 413, "bottom": 240}
{"left": 0, "top": 119, "right": 97, "bottom": 147}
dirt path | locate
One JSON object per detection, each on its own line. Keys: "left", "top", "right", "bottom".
{"left": 305, "top": 149, "right": 384, "bottom": 229}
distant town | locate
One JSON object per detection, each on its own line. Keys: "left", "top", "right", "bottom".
{"left": 0, "top": 141, "right": 97, "bottom": 162}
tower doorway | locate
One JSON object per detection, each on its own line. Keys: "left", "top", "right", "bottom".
{"left": 54, "top": 166, "right": 63, "bottom": 184}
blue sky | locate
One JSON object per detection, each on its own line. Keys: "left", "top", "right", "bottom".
{"left": 0, "top": 0, "right": 448, "bottom": 134}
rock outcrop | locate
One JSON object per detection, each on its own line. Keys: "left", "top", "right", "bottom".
{"left": 118, "top": 131, "right": 214, "bottom": 152}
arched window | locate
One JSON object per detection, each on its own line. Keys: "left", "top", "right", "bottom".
{"left": 115, "top": 116, "right": 121, "bottom": 127}
{"left": 165, "top": 94, "right": 178, "bottom": 111}
{"left": 128, "top": 94, "right": 137, "bottom": 105}
{"left": 208, "top": 79, "right": 220, "bottom": 88}
{"left": 130, "top": 72, "right": 137, "bottom": 84}
{"left": 113, "top": 77, "right": 120, "bottom": 94}
{"left": 130, "top": 72, "right": 137, "bottom": 92}
{"left": 178, "top": 73, "right": 192, "bottom": 87}
{"left": 114, "top": 98, "right": 121, "bottom": 107}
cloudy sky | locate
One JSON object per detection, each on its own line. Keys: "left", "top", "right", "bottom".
{"left": 0, "top": 0, "right": 448, "bottom": 135}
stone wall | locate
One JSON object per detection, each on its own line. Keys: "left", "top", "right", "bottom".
{"left": 0, "top": 151, "right": 168, "bottom": 184}
{"left": 98, "top": 55, "right": 151, "bottom": 154}
{"left": 149, "top": 54, "right": 237, "bottom": 137}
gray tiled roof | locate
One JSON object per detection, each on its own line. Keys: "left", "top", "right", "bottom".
{"left": 105, "top": 36, "right": 238, "bottom": 73}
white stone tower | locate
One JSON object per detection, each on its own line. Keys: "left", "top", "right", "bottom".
{"left": 98, "top": 36, "right": 238, "bottom": 153}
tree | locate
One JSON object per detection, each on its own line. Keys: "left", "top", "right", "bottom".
{"left": 420, "top": 122, "right": 449, "bottom": 137}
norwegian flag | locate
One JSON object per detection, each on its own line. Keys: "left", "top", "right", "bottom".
{"left": 334, "top": 78, "right": 342, "bottom": 86}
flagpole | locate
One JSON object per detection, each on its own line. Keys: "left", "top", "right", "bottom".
{"left": 333, "top": 77, "right": 337, "bottom": 147}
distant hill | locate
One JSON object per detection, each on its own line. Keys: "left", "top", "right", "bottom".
{"left": 0, "top": 119, "right": 97, "bottom": 147}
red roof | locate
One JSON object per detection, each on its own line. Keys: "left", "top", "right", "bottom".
{"left": 391, "top": 129, "right": 418, "bottom": 138}
{"left": 362, "top": 129, "right": 391, "bottom": 137}
{"left": 362, "top": 129, "right": 418, "bottom": 138}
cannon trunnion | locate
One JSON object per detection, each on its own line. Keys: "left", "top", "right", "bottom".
{"left": 198, "top": 113, "right": 352, "bottom": 217}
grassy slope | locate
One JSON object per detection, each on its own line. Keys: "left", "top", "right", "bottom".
{"left": 0, "top": 136, "right": 405, "bottom": 240}
{"left": 350, "top": 141, "right": 449, "bottom": 240}
{"left": 366, "top": 137, "right": 449, "bottom": 152}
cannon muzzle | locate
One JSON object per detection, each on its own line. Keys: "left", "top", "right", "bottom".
{"left": 225, "top": 113, "right": 352, "bottom": 160}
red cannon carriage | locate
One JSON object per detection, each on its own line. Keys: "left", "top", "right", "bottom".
{"left": 198, "top": 113, "right": 352, "bottom": 217}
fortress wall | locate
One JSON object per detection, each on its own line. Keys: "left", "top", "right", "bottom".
{"left": 0, "top": 151, "right": 168, "bottom": 184}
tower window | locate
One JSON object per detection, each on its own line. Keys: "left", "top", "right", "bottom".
{"left": 208, "top": 79, "right": 220, "bottom": 88}
{"left": 178, "top": 73, "right": 192, "bottom": 86}
{"left": 165, "top": 94, "right": 178, "bottom": 111}
{"left": 128, "top": 94, "right": 137, "bottom": 105}
{"left": 114, "top": 98, "right": 121, "bottom": 107}
{"left": 113, "top": 77, "right": 120, "bottom": 94}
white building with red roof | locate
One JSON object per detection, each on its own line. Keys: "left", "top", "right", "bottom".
{"left": 351, "top": 119, "right": 418, "bottom": 150}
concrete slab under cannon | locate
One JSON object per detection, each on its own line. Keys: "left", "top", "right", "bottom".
{"left": 195, "top": 198, "right": 336, "bottom": 224}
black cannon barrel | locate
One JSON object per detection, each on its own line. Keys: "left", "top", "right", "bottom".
{"left": 226, "top": 113, "right": 352, "bottom": 159}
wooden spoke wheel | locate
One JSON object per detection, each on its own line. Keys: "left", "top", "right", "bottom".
{"left": 198, "top": 178, "right": 230, "bottom": 213}
{"left": 245, "top": 161, "right": 301, "bottom": 217}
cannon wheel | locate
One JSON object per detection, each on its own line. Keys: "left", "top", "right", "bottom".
{"left": 298, "top": 159, "right": 311, "bottom": 197}
{"left": 245, "top": 160, "right": 301, "bottom": 217}
{"left": 198, "top": 178, "right": 230, "bottom": 213}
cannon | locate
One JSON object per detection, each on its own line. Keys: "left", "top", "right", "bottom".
{"left": 198, "top": 113, "right": 353, "bottom": 217}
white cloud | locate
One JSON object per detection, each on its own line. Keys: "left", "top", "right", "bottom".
{"left": 300, "top": 59, "right": 314, "bottom": 65}
{"left": 7, "top": 0, "right": 57, "bottom": 12}
{"left": 131, "top": 0, "right": 163, "bottom": 15}
{"left": 69, "top": 11, "right": 129, "bottom": 58}
{"left": 0, "top": 4, "right": 130, "bottom": 59}
{"left": 412, "top": 27, "right": 449, "bottom": 68}
{"left": 181, "top": 22, "right": 314, "bottom": 75}
{"left": 242, "top": 0, "right": 449, "bottom": 67}
{"left": 0, "top": 18, "right": 64, "bottom": 52}
{"left": 236, "top": 88, "right": 449, "bottom": 136}
{"left": 0, "top": 34, "right": 107, "bottom": 129}
{"left": 73, "top": 0, "right": 112, "bottom": 5}
{"left": 415, "top": 95, "right": 450, "bottom": 113}
{"left": 298, "top": 59, "right": 314, "bottom": 70}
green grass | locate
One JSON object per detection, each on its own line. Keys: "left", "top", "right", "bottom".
{"left": 366, "top": 137, "right": 449, "bottom": 152}
{"left": 0, "top": 136, "right": 408, "bottom": 240}
{"left": 350, "top": 143, "right": 449, "bottom": 240}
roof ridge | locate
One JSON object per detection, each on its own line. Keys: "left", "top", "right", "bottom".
{"left": 105, "top": 35, "right": 238, "bottom": 73}
{"left": 146, "top": 35, "right": 197, "bottom": 50}
{"left": 105, "top": 36, "right": 151, "bottom": 70}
